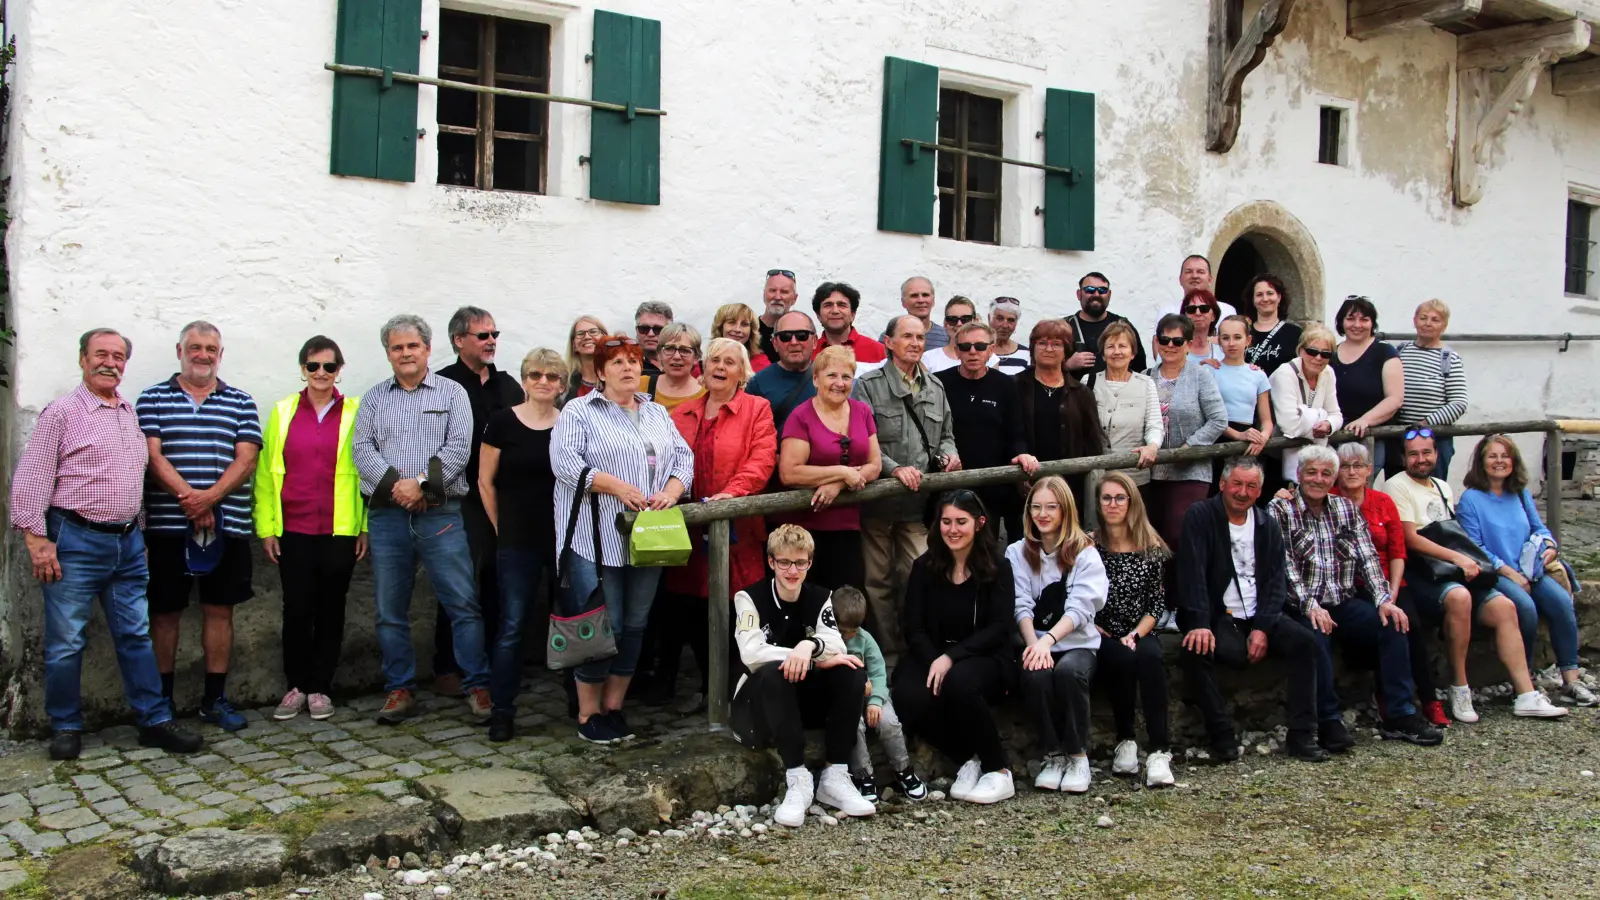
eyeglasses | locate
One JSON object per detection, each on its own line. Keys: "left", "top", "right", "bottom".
{"left": 303, "top": 362, "right": 339, "bottom": 374}
{"left": 771, "top": 558, "right": 812, "bottom": 571}
{"left": 1156, "top": 335, "right": 1186, "bottom": 347}
{"left": 837, "top": 434, "right": 852, "bottom": 467}
{"left": 773, "top": 330, "right": 813, "bottom": 344}
{"left": 574, "top": 327, "right": 604, "bottom": 339}
{"left": 1405, "top": 427, "right": 1434, "bottom": 441}
{"left": 1184, "top": 305, "right": 1212, "bottom": 315}
{"left": 955, "top": 341, "right": 991, "bottom": 352}
{"left": 660, "top": 345, "right": 697, "bottom": 357}
{"left": 1029, "top": 502, "right": 1062, "bottom": 514}
{"left": 945, "top": 314, "right": 978, "bottom": 326}
{"left": 524, "top": 371, "right": 564, "bottom": 384}
{"left": 1302, "top": 347, "right": 1335, "bottom": 360}
{"left": 1081, "top": 286, "right": 1110, "bottom": 296}
{"left": 767, "top": 269, "right": 796, "bottom": 280}
{"left": 469, "top": 330, "right": 501, "bottom": 341}
{"left": 636, "top": 324, "right": 665, "bottom": 335}
{"left": 1035, "top": 340, "right": 1067, "bottom": 351}
{"left": 1099, "top": 493, "right": 1130, "bottom": 505}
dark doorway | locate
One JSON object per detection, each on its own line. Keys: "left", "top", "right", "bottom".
{"left": 1216, "top": 236, "right": 1269, "bottom": 320}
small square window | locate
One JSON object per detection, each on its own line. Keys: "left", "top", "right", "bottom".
{"left": 436, "top": 10, "right": 551, "bottom": 194}
{"left": 1566, "top": 198, "right": 1595, "bottom": 296}
{"left": 1318, "top": 106, "right": 1348, "bottom": 166}
{"left": 936, "top": 88, "right": 1003, "bottom": 244}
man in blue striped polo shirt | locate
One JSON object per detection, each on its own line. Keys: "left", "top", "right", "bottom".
{"left": 138, "top": 321, "right": 263, "bottom": 732}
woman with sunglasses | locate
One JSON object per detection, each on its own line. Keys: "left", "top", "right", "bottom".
{"left": 660, "top": 338, "right": 778, "bottom": 711}
{"left": 551, "top": 334, "right": 694, "bottom": 744}
{"left": 649, "top": 323, "right": 707, "bottom": 412}
{"left": 1268, "top": 324, "right": 1343, "bottom": 486}
{"left": 477, "top": 349, "right": 566, "bottom": 741}
{"left": 1331, "top": 296, "right": 1402, "bottom": 468}
{"left": 1145, "top": 313, "right": 1227, "bottom": 596}
{"left": 1181, "top": 289, "right": 1224, "bottom": 366}
{"left": 1017, "top": 319, "right": 1104, "bottom": 522}
{"left": 893, "top": 491, "right": 1017, "bottom": 805}
{"left": 921, "top": 297, "right": 983, "bottom": 374}
{"left": 1009, "top": 477, "right": 1105, "bottom": 795}
{"left": 711, "top": 303, "right": 770, "bottom": 375}
{"left": 561, "top": 316, "right": 609, "bottom": 405}
{"left": 778, "top": 345, "right": 882, "bottom": 591}
{"left": 255, "top": 336, "right": 367, "bottom": 722}
{"left": 1242, "top": 275, "right": 1302, "bottom": 375}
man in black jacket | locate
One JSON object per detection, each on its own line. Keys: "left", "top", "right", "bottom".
{"left": 1177, "top": 457, "right": 1325, "bottom": 763}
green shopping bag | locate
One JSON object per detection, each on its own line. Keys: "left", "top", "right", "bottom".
{"left": 629, "top": 507, "right": 693, "bottom": 567}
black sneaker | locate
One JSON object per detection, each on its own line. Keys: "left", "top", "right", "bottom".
{"left": 897, "top": 769, "right": 929, "bottom": 801}
{"left": 1318, "top": 719, "right": 1356, "bottom": 754}
{"left": 578, "top": 715, "right": 621, "bottom": 745}
{"left": 138, "top": 721, "right": 204, "bottom": 754}
{"left": 606, "top": 710, "right": 636, "bottom": 741}
{"left": 1380, "top": 713, "right": 1444, "bottom": 747}
{"left": 48, "top": 731, "right": 81, "bottom": 761}
{"left": 487, "top": 711, "right": 515, "bottom": 743}
{"left": 854, "top": 774, "right": 879, "bottom": 804}
{"left": 1285, "top": 735, "right": 1330, "bottom": 763}
{"left": 1209, "top": 738, "right": 1242, "bottom": 764}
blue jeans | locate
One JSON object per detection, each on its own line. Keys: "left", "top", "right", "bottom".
{"left": 42, "top": 511, "right": 170, "bottom": 731}
{"left": 490, "top": 547, "right": 549, "bottom": 713}
{"left": 1297, "top": 599, "right": 1418, "bottom": 721}
{"left": 566, "top": 554, "right": 660, "bottom": 685}
{"left": 1496, "top": 574, "right": 1580, "bottom": 672}
{"left": 369, "top": 503, "right": 488, "bottom": 693}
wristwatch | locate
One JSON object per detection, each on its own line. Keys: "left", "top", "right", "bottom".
{"left": 417, "top": 472, "right": 429, "bottom": 490}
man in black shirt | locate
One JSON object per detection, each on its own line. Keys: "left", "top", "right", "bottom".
{"left": 435, "top": 305, "right": 525, "bottom": 695}
{"left": 1066, "top": 272, "right": 1147, "bottom": 377}
{"left": 934, "top": 322, "right": 1039, "bottom": 540}
{"left": 634, "top": 301, "right": 674, "bottom": 378}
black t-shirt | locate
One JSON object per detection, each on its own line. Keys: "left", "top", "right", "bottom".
{"left": 1331, "top": 340, "right": 1399, "bottom": 423}
{"left": 1069, "top": 313, "right": 1146, "bottom": 374}
{"left": 436, "top": 361, "right": 526, "bottom": 496}
{"left": 1245, "top": 321, "right": 1303, "bottom": 375}
{"left": 1030, "top": 379, "right": 1066, "bottom": 463}
{"left": 934, "top": 367, "right": 1026, "bottom": 470}
{"left": 481, "top": 409, "right": 556, "bottom": 553}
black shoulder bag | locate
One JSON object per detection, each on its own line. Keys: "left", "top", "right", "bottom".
{"left": 1404, "top": 478, "right": 1498, "bottom": 593}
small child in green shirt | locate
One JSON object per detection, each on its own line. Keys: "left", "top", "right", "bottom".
{"left": 831, "top": 587, "right": 927, "bottom": 802}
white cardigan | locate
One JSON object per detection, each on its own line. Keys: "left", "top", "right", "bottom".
{"left": 1269, "top": 358, "right": 1343, "bottom": 482}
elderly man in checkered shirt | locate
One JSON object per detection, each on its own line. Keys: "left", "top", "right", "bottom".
{"left": 1269, "top": 444, "right": 1443, "bottom": 751}
{"left": 9, "top": 329, "right": 204, "bottom": 761}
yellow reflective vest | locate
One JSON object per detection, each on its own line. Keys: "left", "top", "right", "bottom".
{"left": 253, "top": 393, "right": 366, "bottom": 538}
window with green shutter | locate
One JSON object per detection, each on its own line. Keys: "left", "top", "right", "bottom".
{"left": 589, "top": 10, "right": 661, "bottom": 205}
{"left": 330, "top": 0, "right": 423, "bottom": 183}
{"left": 878, "top": 57, "right": 939, "bottom": 235}
{"left": 1042, "top": 88, "right": 1095, "bottom": 251}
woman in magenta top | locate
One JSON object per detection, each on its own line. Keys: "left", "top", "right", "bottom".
{"left": 778, "top": 345, "right": 882, "bottom": 590}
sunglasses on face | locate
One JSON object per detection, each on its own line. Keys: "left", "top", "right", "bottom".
{"left": 1184, "top": 305, "right": 1212, "bottom": 315}
{"left": 469, "top": 330, "right": 500, "bottom": 341}
{"left": 524, "top": 371, "right": 564, "bottom": 384}
{"left": 1302, "top": 347, "right": 1335, "bottom": 359}
{"left": 1081, "top": 286, "right": 1110, "bottom": 296}
{"left": 774, "top": 330, "right": 813, "bottom": 344}
{"left": 1405, "top": 427, "right": 1434, "bottom": 441}
{"left": 767, "top": 269, "right": 796, "bottom": 280}
{"left": 636, "top": 324, "right": 665, "bottom": 335}
{"left": 1156, "top": 335, "right": 1186, "bottom": 347}
{"left": 956, "top": 341, "right": 992, "bottom": 352}
{"left": 303, "top": 362, "right": 339, "bottom": 374}
{"left": 945, "top": 314, "right": 977, "bottom": 326}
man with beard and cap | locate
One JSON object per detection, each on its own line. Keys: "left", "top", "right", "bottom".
{"left": 1066, "top": 273, "right": 1146, "bottom": 377}
{"left": 757, "top": 269, "right": 800, "bottom": 364}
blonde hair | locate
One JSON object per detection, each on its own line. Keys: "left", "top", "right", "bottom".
{"left": 766, "top": 524, "right": 815, "bottom": 559}
{"left": 712, "top": 303, "right": 762, "bottom": 362}
{"left": 1022, "top": 476, "right": 1094, "bottom": 573}
{"left": 702, "top": 337, "right": 753, "bottom": 387}
{"left": 1416, "top": 298, "right": 1451, "bottom": 322}
{"left": 1298, "top": 323, "right": 1337, "bottom": 352}
{"left": 520, "top": 347, "right": 569, "bottom": 382}
{"left": 813, "top": 344, "right": 857, "bottom": 380}
{"left": 566, "top": 315, "right": 608, "bottom": 373}
{"left": 1091, "top": 471, "right": 1168, "bottom": 555}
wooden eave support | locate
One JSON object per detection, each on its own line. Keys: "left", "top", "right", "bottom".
{"left": 1553, "top": 55, "right": 1600, "bottom": 92}
{"left": 1207, "top": 0, "right": 1299, "bottom": 152}
{"left": 1347, "top": 0, "right": 1483, "bottom": 40}
{"left": 1455, "top": 18, "right": 1591, "bottom": 205}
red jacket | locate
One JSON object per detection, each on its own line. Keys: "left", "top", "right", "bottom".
{"left": 667, "top": 390, "right": 777, "bottom": 596}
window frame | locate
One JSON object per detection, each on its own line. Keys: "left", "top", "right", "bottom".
{"left": 435, "top": 9, "right": 552, "bottom": 194}
{"left": 936, "top": 87, "right": 1004, "bottom": 245}
{"left": 1566, "top": 193, "right": 1597, "bottom": 298}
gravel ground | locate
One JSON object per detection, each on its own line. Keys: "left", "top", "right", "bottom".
{"left": 248, "top": 702, "right": 1600, "bottom": 900}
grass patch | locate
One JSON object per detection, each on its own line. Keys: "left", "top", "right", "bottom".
{"left": 678, "top": 874, "right": 818, "bottom": 899}
{"left": 3, "top": 859, "right": 52, "bottom": 900}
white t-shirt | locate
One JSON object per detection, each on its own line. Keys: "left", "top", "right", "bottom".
{"left": 993, "top": 345, "right": 1031, "bottom": 374}
{"left": 1385, "top": 471, "right": 1453, "bottom": 528}
{"left": 1222, "top": 508, "right": 1259, "bottom": 619}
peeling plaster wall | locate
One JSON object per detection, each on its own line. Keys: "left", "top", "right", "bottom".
{"left": 2, "top": 0, "right": 1599, "bottom": 726}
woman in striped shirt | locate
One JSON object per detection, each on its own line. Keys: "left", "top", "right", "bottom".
{"left": 1385, "top": 299, "right": 1468, "bottom": 479}
{"left": 551, "top": 334, "right": 694, "bottom": 745}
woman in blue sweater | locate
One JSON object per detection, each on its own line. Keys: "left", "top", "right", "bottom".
{"left": 1457, "top": 435, "right": 1596, "bottom": 706}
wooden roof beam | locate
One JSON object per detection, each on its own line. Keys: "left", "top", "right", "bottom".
{"left": 1553, "top": 55, "right": 1600, "bottom": 92}
{"left": 1207, "top": 0, "right": 1299, "bottom": 153}
{"left": 1460, "top": 17, "right": 1591, "bottom": 66}
{"left": 1348, "top": 0, "right": 1483, "bottom": 40}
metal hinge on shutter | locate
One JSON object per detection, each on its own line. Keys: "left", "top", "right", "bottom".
{"left": 323, "top": 63, "right": 667, "bottom": 118}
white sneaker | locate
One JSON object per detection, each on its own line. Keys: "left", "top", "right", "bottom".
{"left": 1033, "top": 755, "right": 1065, "bottom": 791}
{"left": 963, "top": 770, "right": 1014, "bottom": 805}
{"left": 1559, "top": 681, "right": 1598, "bottom": 707}
{"left": 949, "top": 758, "right": 982, "bottom": 802}
{"left": 1145, "top": 751, "right": 1175, "bottom": 788}
{"left": 1111, "top": 740, "right": 1139, "bottom": 776}
{"left": 1059, "top": 756, "right": 1091, "bottom": 794}
{"left": 1156, "top": 610, "right": 1179, "bottom": 633}
{"left": 1448, "top": 685, "right": 1479, "bottom": 724}
{"left": 1513, "top": 690, "right": 1570, "bottom": 718}
{"left": 815, "top": 764, "right": 876, "bottom": 817}
{"left": 773, "top": 767, "right": 813, "bottom": 828}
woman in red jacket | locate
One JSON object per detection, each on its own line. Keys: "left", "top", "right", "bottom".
{"left": 657, "top": 337, "right": 778, "bottom": 710}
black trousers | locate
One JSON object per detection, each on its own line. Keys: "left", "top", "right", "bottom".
{"left": 733, "top": 663, "right": 867, "bottom": 769}
{"left": 277, "top": 532, "right": 358, "bottom": 695}
{"left": 654, "top": 591, "right": 710, "bottom": 696}
{"left": 1388, "top": 590, "right": 1437, "bottom": 704}
{"left": 1096, "top": 633, "right": 1171, "bottom": 750}
{"left": 1021, "top": 648, "right": 1096, "bottom": 756}
{"left": 1180, "top": 615, "right": 1318, "bottom": 746}
{"left": 891, "top": 655, "right": 1011, "bottom": 773}
{"left": 435, "top": 494, "right": 500, "bottom": 678}
{"left": 807, "top": 529, "right": 866, "bottom": 593}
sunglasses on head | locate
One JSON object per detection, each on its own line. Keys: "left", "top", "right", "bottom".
{"left": 602, "top": 337, "right": 639, "bottom": 349}
{"left": 993, "top": 296, "right": 1020, "bottom": 307}
{"left": 956, "top": 341, "right": 991, "bottom": 352}
{"left": 469, "top": 330, "right": 500, "bottom": 341}
{"left": 1184, "top": 305, "right": 1212, "bottom": 315}
{"left": 636, "top": 324, "right": 665, "bottom": 335}
{"left": 1156, "top": 335, "right": 1186, "bottom": 347}
{"left": 773, "top": 329, "right": 813, "bottom": 344}
{"left": 945, "top": 314, "right": 977, "bottom": 326}
{"left": 1302, "top": 347, "right": 1335, "bottom": 359}
{"left": 303, "top": 362, "right": 339, "bottom": 374}
{"left": 1081, "top": 286, "right": 1110, "bottom": 296}
{"left": 1405, "top": 427, "right": 1434, "bottom": 441}
{"left": 767, "top": 269, "right": 796, "bottom": 280}
{"left": 524, "top": 371, "right": 564, "bottom": 384}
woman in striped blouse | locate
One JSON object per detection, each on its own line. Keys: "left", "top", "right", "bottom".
{"left": 1384, "top": 299, "right": 1468, "bottom": 479}
{"left": 551, "top": 334, "right": 694, "bottom": 745}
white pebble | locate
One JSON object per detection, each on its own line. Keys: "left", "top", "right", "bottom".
{"left": 466, "top": 853, "right": 482, "bottom": 865}
{"left": 545, "top": 834, "right": 561, "bottom": 845}
{"left": 1583, "top": 770, "right": 1596, "bottom": 778}
{"left": 363, "top": 894, "right": 384, "bottom": 900}
{"left": 566, "top": 830, "right": 583, "bottom": 841}
{"left": 1096, "top": 815, "right": 1114, "bottom": 828}
{"left": 929, "top": 790, "right": 946, "bottom": 802}
{"left": 511, "top": 862, "right": 528, "bottom": 871}
{"left": 821, "top": 815, "right": 839, "bottom": 826}
{"left": 616, "top": 838, "right": 630, "bottom": 848}
{"left": 974, "top": 819, "right": 986, "bottom": 827}
{"left": 647, "top": 829, "right": 661, "bottom": 837}
{"left": 739, "top": 828, "right": 752, "bottom": 838}
{"left": 807, "top": 804, "right": 826, "bottom": 817}
{"left": 480, "top": 862, "right": 498, "bottom": 874}
{"left": 402, "top": 871, "right": 430, "bottom": 886}
{"left": 434, "top": 887, "right": 452, "bottom": 897}
{"left": 442, "top": 864, "right": 460, "bottom": 877}
{"left": 751, "top": 824, "right": 766, "bottom": 834}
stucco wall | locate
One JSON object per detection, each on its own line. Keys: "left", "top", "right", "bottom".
{"left": 2, "top": 0, "right": 1598, "bottom": 728}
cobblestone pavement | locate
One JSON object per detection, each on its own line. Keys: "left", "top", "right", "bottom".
{"left": 0, "top": 672, "right": 702, "bottom": 866}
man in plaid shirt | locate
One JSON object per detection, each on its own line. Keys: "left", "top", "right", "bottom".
{"left": 1270, "top": 445, "right": 1443, "bottom": 749}
{"left": 9, "top": 329, "right": 203, "bottom": 760}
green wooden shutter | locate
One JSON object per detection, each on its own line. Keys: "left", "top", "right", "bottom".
{"left": 330, "top": 0, "right": 422, "bottom": 182}
{"left": 590, "top": 10, "right": 661, "bottom": 205}
{"left": 1043, "top": 88, "right": 1095, "bottom": 251}
{"left": 878, "top": 57, "right": 939, "bottom": 235}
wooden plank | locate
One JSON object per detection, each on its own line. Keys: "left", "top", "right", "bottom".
{"left": 1459, "top": 17, "right": 1590, "bottom": 68}
{"left": 589, "top": 10, "right": 661, "bottom": 204}
{"left": 1547, "top": 429, "right": 1565, "bottom": 546}
{"left": 1553, "top": 54, "right": 1600, "bottom": 91}
{"left": 330, "top": 0, "right": 387, "bottom": 177}
{"left": 1349, "top": 0, "right": 1483, "bottom": 39}
{"left": 375, "top": 0, "right": 422, "bottom": 182}
{"left": 706, "top": 519, "right": 731, "bottom": 731}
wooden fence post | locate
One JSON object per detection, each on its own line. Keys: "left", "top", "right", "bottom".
{"left": 707, "top": 518, "right": 731, "bottom": 730}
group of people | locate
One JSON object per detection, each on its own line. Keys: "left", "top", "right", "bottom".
{"left": 12, "top": 257, "right": 1588, "bottom": 830}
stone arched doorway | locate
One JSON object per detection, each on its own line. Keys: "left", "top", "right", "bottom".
{"left": 1206, "top": 201, "right": 1325, "bottom": 324}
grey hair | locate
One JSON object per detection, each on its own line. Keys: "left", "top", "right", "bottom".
{"left": 659, "top": 322, "right": 702, "bottom": 353}
{"left": 900, "top": 275, "right": 933, "bottom": 295}
{"left": 1336, "top": 442, "right": 1370, "bottom": 467}
{"left": 178, "top": 320, "right": 220, "bottom": 343}
{"left": 79, "top": 328, "right": 131, "bottom": 357}
{"left": 448, "top": 306, "right": 493, "bottom": 339}
{"left": 380, "top": 314, "right": 433, "bottom": 349}
{"left": 885, "top": 314, "right": 924, "bottom": 338}
{"left": 775, "top": 310, "right": 815, "bottom": 332}
{"left": 1220, "top": 455, "right": 1265, "bottom": 482}
{"left": 1297, "top": 444, "right": 1341, "bottom": 476}
{"left": 634, "top": 301, "right": 674, "bottom": 322}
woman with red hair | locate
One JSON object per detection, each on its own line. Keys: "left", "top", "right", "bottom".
{"left": 1180, "top": 289, "right": 1223, "bottom": 366}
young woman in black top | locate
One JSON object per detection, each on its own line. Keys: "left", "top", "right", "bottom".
{"left": 1242, "top": 274, "right": 1302, "bottom": 375}
{"left": 479, "top": 349, "right": 564, "bottom": 742}
{"left": 891, "top": 490, "right": 1017, "bottom": 805}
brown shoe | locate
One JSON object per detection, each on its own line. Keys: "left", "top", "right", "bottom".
{"left": 433, "top": 672, "right": 463, "bottom": 697}
{"left": 467, "top": 688, "right": 492, "bottom": 720}
{"left": 377, "top": 689, "right": 415, "bottom": 725}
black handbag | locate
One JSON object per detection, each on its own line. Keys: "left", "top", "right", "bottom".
{"left": 1404, "top": 478, "right": 1499, "bottom": 593}
{"left": 1033, "top": 579, "right": 1068, "bottom": 632}
{"left": 547, "top": 467, "right": 617, "bottom": 670}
